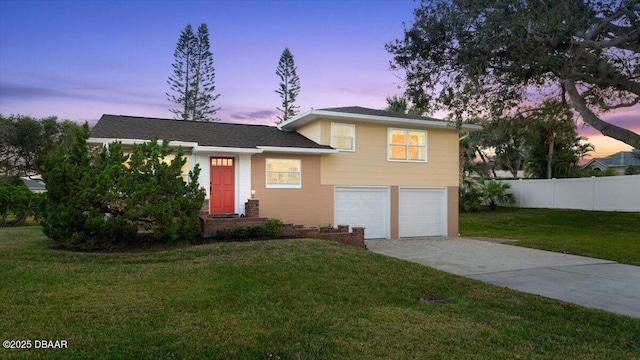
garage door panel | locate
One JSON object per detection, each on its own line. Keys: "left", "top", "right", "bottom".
{"left": 335, "top": 187, "right": 389, "bottom": 239}
{"left": 400, "top": 188, "right": 446, "bottom": 237}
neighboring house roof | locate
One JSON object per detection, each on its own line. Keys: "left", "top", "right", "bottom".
{"left": 582, "top": 150, "right": 640, "bottom": 169}
{"left": 90, "top": 115, "right": 335, "bottom": 152}
{"left": 21, "top": 178, "right": 46, "bottom": 192}
{"left": 278, "top": 106, "right": 483, "bottom": 131}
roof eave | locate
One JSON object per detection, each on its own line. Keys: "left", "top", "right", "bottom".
{"left": 88, "top": 138, "right": 263, "bottom": 154}
{"left": 581, "top": 159, "right": 607, "bottom": 169}
{"left": 278, "top": 109, "right": 482, "bottom": 131}
{"left": 194, "top": 146, "right": 262, "bottom": 154}
{"left": 257, "top": 146, "right": 338, "bottom": 154}
{"left": 88, "top": 137, "right": 200, "bottom": 148}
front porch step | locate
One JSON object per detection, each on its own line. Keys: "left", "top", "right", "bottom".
{"left": 207, "top": 213, "right": 240, "bottom": 219}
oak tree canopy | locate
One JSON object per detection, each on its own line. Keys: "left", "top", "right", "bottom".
{"left": 387, "top": 0, "right": 640, "bottom": 148}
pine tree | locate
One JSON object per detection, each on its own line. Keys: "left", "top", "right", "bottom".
{"left": 275, "top": 47, "right": 301, "bottom": 123}
{"left": 167, "top": 23, "right": 220, "bottom": 121}
{"left": 191, "top": 24, "right": 220, "bottom": 121}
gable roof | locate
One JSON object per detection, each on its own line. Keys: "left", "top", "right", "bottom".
{"left": 90, "top": 115, "right": 335, "bottom": 152}
{"left": 582, "top": 150, "right": 640, "bottom": 169}
{"left": 277, "top": 106, "right": 483, "bottom": 131}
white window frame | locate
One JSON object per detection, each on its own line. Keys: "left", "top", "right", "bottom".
{"left": 331, "top": 123, "right": 356, "bottom": 151}
{"left": 387, "top": 128, "right": 428, "bottom": 162}
{"left": 265, "top": 158, "right": 302, "bottom": 189}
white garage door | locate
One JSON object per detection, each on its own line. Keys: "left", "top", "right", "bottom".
{"left": 334, "top": 187, "right": 389, "bottom": 239}
{"left": 399, "top": 187, "right": 446, "bottom": 237}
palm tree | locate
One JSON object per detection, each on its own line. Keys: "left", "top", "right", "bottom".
{"left": 573, "top": 138, "right": 595, "bottom": 160}
{"left": 480, "top": 179, "right": 515, "bottom": 210}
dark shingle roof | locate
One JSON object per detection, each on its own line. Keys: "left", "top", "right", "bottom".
{"left": 91, "top": 115, "right": 333, "bottom": 149}
{"left": 318, "top": 106, "right": 447, "bottom": 123}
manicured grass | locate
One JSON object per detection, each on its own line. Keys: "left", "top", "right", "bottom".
{"left": 1, "top": 226, "right": 639, "bottom": 359}
{"left": 459, "top": 208, "right": 640, "bottom": 266}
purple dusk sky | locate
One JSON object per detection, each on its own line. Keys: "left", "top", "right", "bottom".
{"left": 0, "top": 0, "right": 637, "bottom": 158}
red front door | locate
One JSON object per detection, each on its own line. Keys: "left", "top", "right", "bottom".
{"left": 210, "top": 157, "right": 235, "bottom": 214}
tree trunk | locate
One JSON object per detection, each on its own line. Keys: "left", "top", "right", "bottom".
{"left": 476, "top": 148, "right": 491, "bottom": 178}
{"left": 192, "top": 42, "right": 203, "bottom": 121}
{"left": 184, "top": 53, "right": 191, "bottom": 120}
{"left": 564, "top": 79, "right": 640, "bottom": 149}
{"left": 511, "top": 157, "right": 522, "bottom": 178}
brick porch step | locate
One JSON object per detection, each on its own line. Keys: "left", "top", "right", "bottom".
{"left": 207, "top": 213, "right": 240, "bottom": 219}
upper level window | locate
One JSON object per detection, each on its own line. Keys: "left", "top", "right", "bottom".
{"left": 266, "top": 159, "right": 301, "bottom": 188}
{"left": 331, "top": 123, "right": 355, "bottom": 151}
{"left": 388, "top": 128, "right": 427, "bottom": 162}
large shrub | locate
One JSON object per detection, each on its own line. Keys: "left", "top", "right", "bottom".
{"left": 1, "top": 114, "right": 79, "bottom": 178}
{"left": 0, "top": 176, "right": 39, "bottom": 227}
{"left": 41, "top": 124, "right": 205, "bottom": 249}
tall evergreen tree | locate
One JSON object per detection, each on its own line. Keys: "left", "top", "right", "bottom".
{"left": 167, "top": 23, "right": 220, "bottom": 121}
{"left": 275, "top": 47, "right": 301, "bottom": 123}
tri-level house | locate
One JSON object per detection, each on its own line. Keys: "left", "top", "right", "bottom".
{"left": 89, "top": 106, "right": 481, "bottom": 239}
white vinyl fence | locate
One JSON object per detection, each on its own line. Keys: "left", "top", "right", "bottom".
{"left": 502, "top": 175, "right": 640, "bottom": 212}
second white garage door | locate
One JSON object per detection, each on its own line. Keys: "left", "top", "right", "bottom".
{"left": 399, "top": 187, "right": 446, "bottom": 237}
{"left": 334, "top": 186, "right": 389, "bottom": 239}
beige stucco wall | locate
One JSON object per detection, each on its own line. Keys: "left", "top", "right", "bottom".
{"left": 298, "top": 118, "right": 461, "bottom": 237}
{"left": 295, "top": 120, "right": 322, "bottom": 144}
{"left": 299, "top": 119, "right": 460, "bottom": 187}
{"left": 250, "top": 153, "right": 333, "bottom": 227}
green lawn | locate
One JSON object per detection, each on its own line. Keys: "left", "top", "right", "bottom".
{"left": 1, "top": 226, "right": 639, "bottom": 359}
{"left": 459, "top": 208, "right": 640, "bottom": 266}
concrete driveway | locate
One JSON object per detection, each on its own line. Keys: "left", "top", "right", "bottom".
{"left": 366, "top": 237, "right": 640, "bottom": 318}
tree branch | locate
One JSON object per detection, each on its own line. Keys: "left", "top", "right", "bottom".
{"left": 570, "top": 52, "right": 640, "bottom": 96}
{"left": 581, "top": 6, "right": 628, "bottom": 41}
{"left": 572, "top": 28, "right": 640, "bottom": 52}
{"left": 597, "top": 95, "right": 640, "bottom": 110}
{"left": 564, "top": 78, "right": 640, "bottom": 149}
